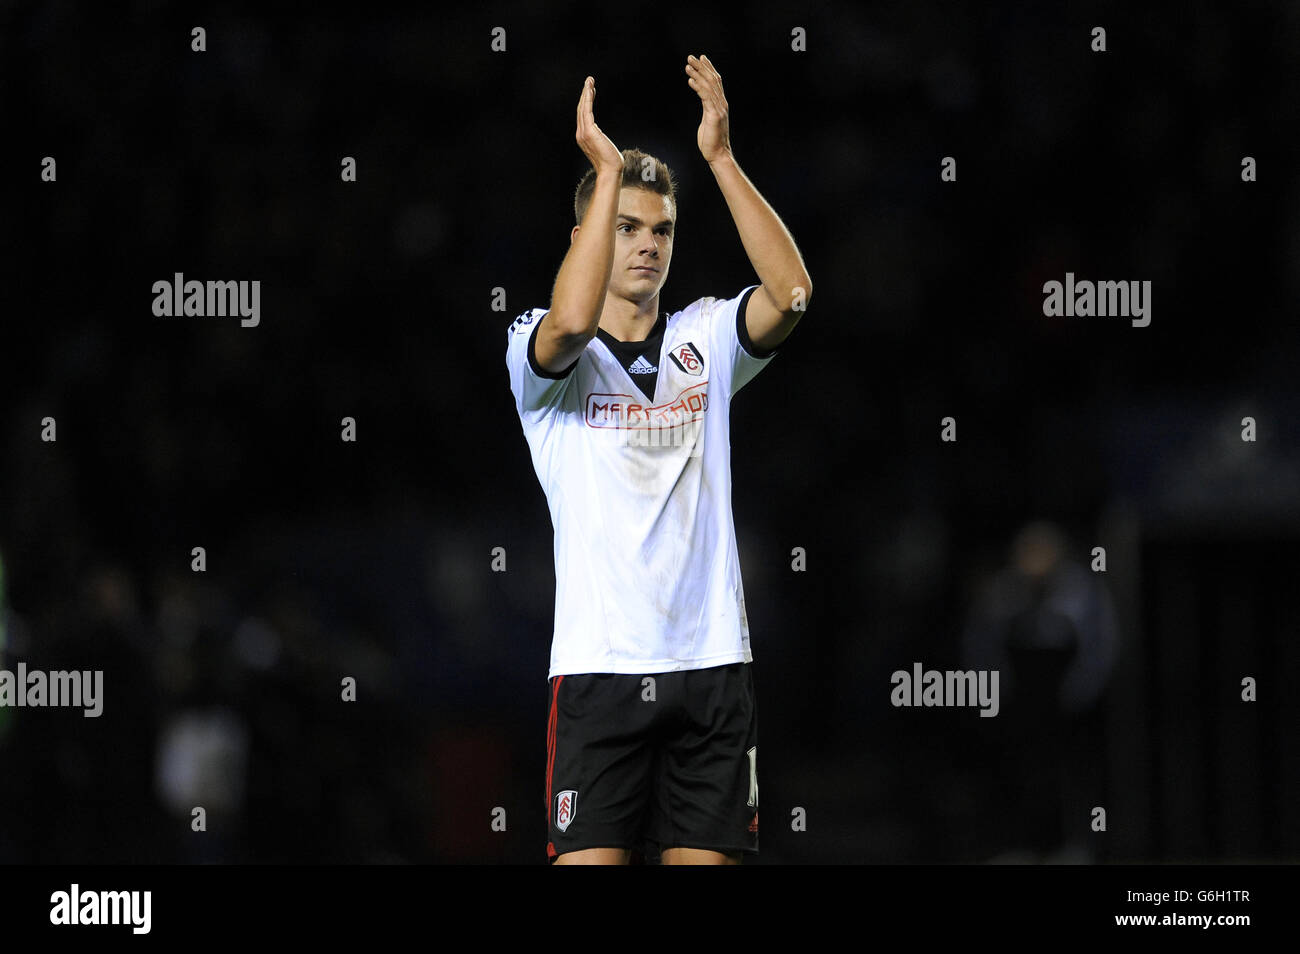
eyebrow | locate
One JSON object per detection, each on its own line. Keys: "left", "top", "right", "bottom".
{"left": 617, "top": 214, "right": 674, "bottom": 229}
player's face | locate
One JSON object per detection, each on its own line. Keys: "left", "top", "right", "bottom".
{"left": 609, "top": 186, "right": 674, "bottom": 303}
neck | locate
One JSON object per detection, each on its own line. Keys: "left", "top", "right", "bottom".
{"left": 598, "top": 292, "right": 660, "bottom": 343}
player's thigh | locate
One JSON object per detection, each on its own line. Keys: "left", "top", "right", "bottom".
{"left": 651, "top": 662, "right": 759, "bottom": 856}
{"left": 553, "top": 847, "right": 632, "bottom": 865}
{"left": 660, "top": 847, "right": 741, "bottom": 865}
{"left": 547, "top": 672, "right": 658, "bottom": 862}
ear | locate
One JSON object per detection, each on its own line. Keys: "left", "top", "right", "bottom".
{"left": 571, "top": 225, "right": 580, "bottom": 244}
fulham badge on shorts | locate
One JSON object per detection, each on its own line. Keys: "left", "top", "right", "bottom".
{"left": 556, "top": 790, "right": 577, "bottom": 832}
{"left": 669, "top": 342, "right": 704, "bottom": 376}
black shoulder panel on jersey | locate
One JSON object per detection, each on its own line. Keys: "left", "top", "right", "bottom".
{"left": 528, "top": 315, "right": 581, "bottom": 380}
{"left": 735, "top": 286, "right": 778, "bottom": 359}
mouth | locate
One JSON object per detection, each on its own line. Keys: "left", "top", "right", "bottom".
{"left": 631, "top": 266, "right": 659, "bottom": 274}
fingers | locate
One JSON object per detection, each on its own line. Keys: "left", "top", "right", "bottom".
{"left": 579, "top": 77, "right": 595, "bottom": 118}
{"left": 575, "top": 75, "right": 621, "bottom": 168}
{"left": 577, "top": 76, "right": 595, "bottom": 143}
{"left": 685, "top": 54, "right": 720, "bottom": 83}
{"left": 684, "top": 54, "right": 725, "bottom": 110}
{"left": 686, "top": 54, "right": 717, "bottom": 75}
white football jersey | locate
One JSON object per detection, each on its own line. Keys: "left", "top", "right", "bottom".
{"left": 506, "top": 284, "right": 779, "bottom": 677}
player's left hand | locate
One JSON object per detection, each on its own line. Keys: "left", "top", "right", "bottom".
{"left": 686, "top": 54, "right": 732, "bottom": 164}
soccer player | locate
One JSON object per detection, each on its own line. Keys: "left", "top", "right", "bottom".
{"left": 506, "top": 55, "right": 812, "bottom": 865}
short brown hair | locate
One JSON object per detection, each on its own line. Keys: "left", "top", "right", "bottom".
{"left": 573, "top": 148, "right": 677, "bottom": 226}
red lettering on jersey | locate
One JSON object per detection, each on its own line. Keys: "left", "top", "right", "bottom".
{"left": 585, "top": 382, "right": 709, "bottom": 430}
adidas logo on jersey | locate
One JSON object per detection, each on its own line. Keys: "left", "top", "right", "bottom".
{"left": 627, "top": 355, "right": 658, "bottom": 374}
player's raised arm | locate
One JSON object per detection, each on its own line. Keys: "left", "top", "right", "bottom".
{"left": 685, "top": 54, "right": 812, "bottom": 354}
{"left": 536, "top": 77, "right": 625, "bottom": 373}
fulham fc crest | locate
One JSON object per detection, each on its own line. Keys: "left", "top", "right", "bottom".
{"left": 669, "top": 342, "right": 704, "bottom": 376}
{"left": 556, "top": 790, "right": 577, "bottom": 832}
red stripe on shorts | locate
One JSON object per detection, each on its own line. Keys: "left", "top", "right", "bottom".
{"left": 545, "top": 676, "right": 564, "bottom": 830}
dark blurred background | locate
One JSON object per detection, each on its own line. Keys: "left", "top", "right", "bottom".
{"left": 1, "top": 0, "right": 1297, "bottom": 863}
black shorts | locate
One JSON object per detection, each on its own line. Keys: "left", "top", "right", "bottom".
{"left": 545, "top": 661, "right": 759, "bottom": 863}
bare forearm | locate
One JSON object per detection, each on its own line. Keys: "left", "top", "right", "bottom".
{"left": 549, "top": 171, "right": 621, "bottom": 337}
{"left": 709, "top": 154, "right": 811, "bottom": 309}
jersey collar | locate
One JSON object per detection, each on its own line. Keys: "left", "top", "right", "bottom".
{"left": 595, "top": 311, "right": 669, "bottom": 351}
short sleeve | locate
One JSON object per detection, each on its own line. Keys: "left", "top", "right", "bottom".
{"left": 505, "top": 309, "right": 579, "bottom": 414}
{"left": 712, "top": 284, "right": 778, "bottom": 397}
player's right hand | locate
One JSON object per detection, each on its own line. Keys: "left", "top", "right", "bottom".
{"left": 576, "top": 76, "right": 623, "bottom": 175}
